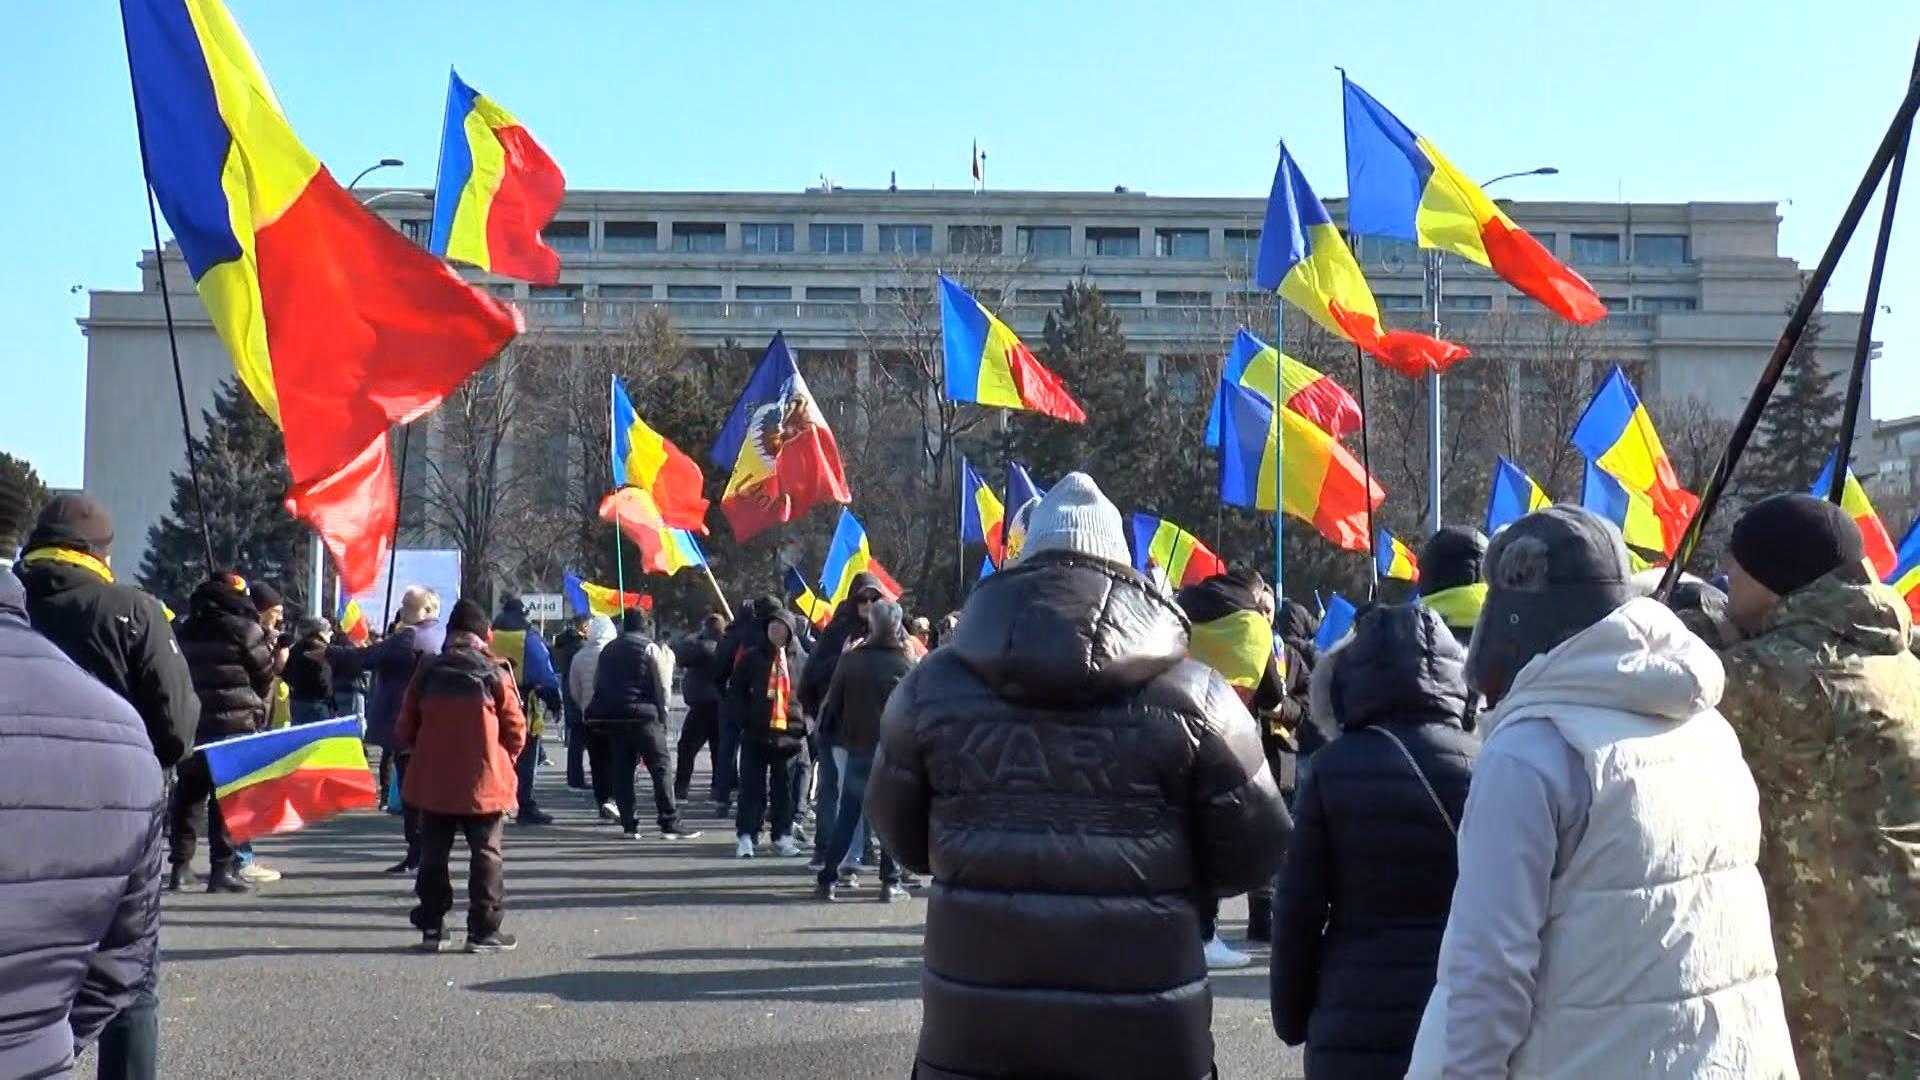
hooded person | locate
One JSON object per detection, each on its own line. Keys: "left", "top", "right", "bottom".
{"left": 491, "top": 596, "right": 562, "bottom": 826}
{"left": 865, "top": 472, "right": 1292, "bottom": 1080}
{"left": 1684, "top": 493, "right": 1920, "bottom": 1077}
{"left": 586, "top": 608, "right": 700, "bottom": 841}
{"left": 801, "top": 570, "right": 888, "bottom": 867}
{"left": 395, "top": 597, "right": 526, "bottom": 953}
{"left": 729, "top": 606, "right": 810, "bottom": 858}
{"left": 813, "top": 598, "right": 918, "bottom": 902}
{"left": 1405, "top": 507, "right": 1793, "bottom": 1078}
{"left": 1415, "top": 525, "right": 1488, "bottom": 647}
{"left": 1271, "top": 604, "right": 1477, "bottom": 1079}
{"left": 710, "top": 595, "right": 784, "bottom": 815}
{"left": 346, "top": 585, "right": 445, "bottom": 873}
{"left": 567, "top": 615, "right": 620, "bottom": 819}
{"left": 671, "top": 613, "right": 728, "bottom": 804}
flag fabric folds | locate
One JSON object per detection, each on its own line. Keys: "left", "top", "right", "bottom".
{"left": 1003, "top": 461, "right": 1044, "bottom": 560}
{"left": 1218, "top": 382, "right": 1383, "bottom": 552}
{"left": 1376, "top": 529, "right": 1420, "bottom": 582}
{"left": 711, "top": 333, "right": 852, "bottom": 542}
{"left": 1187, "top": 609, "right": 1274, "bottom": 702}
{"left": 960, "top": 458, "right": 1008, "bottom": 566}
{"left": 611, "top": 375, "right": 708, "bottom": 531}
{"left": 335, "top": 594, "right": 369, "bottom": 645}
{"left": 598, "top": 488, "right": 708, "bottom": 576}
{"left": 784, "top": 567, "right": 833, "bottom": 628}
{"left": 1341, "top": 75, "right": 1605, "bottom": 325}
{"left": 818, "top": 509, "right": 903, "bottom": 606}
{"left": 1580, "top": 461, "right": 1660, "bottom": 571}
{"left": 122, "top": 0, "right": 520, "bottom": 592}
{"left": 563, "top": 571, "right": 640, "bottom": 617}
{"left": 1129, "top": 514, "right": 1226, "bottom": 590}
{"left": 1485, "top": 456, "right": 1553, "bottom": 534}
{"left": 1255, "top": 145, "right": 1468, "bottom": 378}
{"left": 1811, "top": 455, "right": 1899, "bottom": 578}
{"left": 428, "top": 68, "right": 565, "bottom": 285}
{"left": 1570, "top": 367, "right": 1698, "bottom": 555}
{"left": 939, "top": 275, "right": 1085, "bottom": 422}
{"left": 1205, "top": 328, "right": 1362, "bottom": 447}
{"left": 202, "top": 718, "right": 377, "bottom": 843}
{"left": 1315, "top": 594, "right": 1358, "bottom": 653}
{"left": 1886, "top": 519, "right": 1920, "bottom": 619}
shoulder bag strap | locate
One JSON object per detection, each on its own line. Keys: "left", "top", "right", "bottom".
{"left": 1361, "top": 727, "right": 1457, "bottom": 838}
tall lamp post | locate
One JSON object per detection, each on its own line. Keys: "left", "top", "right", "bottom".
{"left": 308, "top": 158, "right": 405, "bottom": 617}
{"left": 1421, "top": 165, "right": 1559, "bottom": 534}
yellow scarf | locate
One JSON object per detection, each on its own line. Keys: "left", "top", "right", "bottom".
{"left": 20, "top": 546, "right": 114, "bottom": 584}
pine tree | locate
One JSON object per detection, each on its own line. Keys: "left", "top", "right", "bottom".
{"left": 1010, "top": 281, "right": 1128, "bottom": 479}
{"left": 1745, "top": 317, "right": 1843, "bottom": 497}
{"left": 139, "top": 378, "right": 310, "bottom": 610}
{"left": 0, "top": 451, "right": 51, "bottom": 536}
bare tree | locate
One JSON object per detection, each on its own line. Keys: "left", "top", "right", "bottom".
{"left": 415, "top": 353, "right": 525, "bottom": 608}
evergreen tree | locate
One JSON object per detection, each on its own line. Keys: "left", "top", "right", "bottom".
{"left": 1745, "top": 317, "right": 1843, "bottom": 497}
{"left": 1010, "top": 281, "right": 1128, "bottom": 479}
{"left": 0, "top": 451, "right": 51, "bottom": 538}
{"left": 139, "top": 378, "right": 310, "bottom": 609}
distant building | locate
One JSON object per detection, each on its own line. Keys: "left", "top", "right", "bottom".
{"left": 1865, "top": 415, "right": 1920, "bottom": 536}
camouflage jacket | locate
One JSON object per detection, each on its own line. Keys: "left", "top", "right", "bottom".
{"left": 1706, "top": 562, "right": 1920, "bottom": 1078}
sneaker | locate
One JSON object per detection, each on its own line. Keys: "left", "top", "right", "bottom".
{"left": 1203, "top": 936, "right": 1251, "bottom": 971}
{"left": 790, "top": 826, "right": 810, "bottom": 845}
{"left": 735, "top": 835, "right": 756, "bottom": 859}
{"left": 465, "top": 931, "right": 518, "bottom": 954}
{"left": 167, "top": 865, "right": 197, "bottom": 892}
{"left": 597, "top": 801, "right": 618, "bottom": 821}
{"left": 838, "top": 867, "right": 861, "bottom": 888}
{"left": 658, "top": 824, "right": 704, "bottom": 841}
{"left": 772, "top": 835, "right": 804, "bottom": 858}
{"left": 813, "top": 881, "right": 839, "bottom": 903}
{"left": 236, "top": 861, "right": 281, "bottom": 885}
{"left": 384, "top": 859, "right": 418, "bottom": 875}
{"left": 415, "top": 930, "right": 450, "bottom": 953}
{"left": 516, "top": 808, "right": 555, "bottom": 826}
{"left": 878, "top": 884, "right": 910, "bottom": 904}
{"left": 622, "top": 829, "right": 643, "bottom": 841}
{"left": 898, "top": 871, "right": 925, "bottom": 889}
{"left": 807, "top": 857, "right": 826, "bottom": 872}
{"left": 205, "top": 873, "right": 253, "bottom": 895}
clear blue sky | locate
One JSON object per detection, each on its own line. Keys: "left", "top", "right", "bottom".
{"left": 5, "top": 0, "right": 1917, "bottom": 487}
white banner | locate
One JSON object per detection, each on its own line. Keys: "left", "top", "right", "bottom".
{"left": 348, "top": 549, "right": 462, "bottom": 631}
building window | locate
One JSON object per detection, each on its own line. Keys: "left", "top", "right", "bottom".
{"left": 1570, "top": 233, "right": 1621, "bottom": 265}
{"left": 542, "top": 220, "right": 590, "bottom": 252}
{"left": 529, "top": 284, "right": 581, "bottom": 299}
{"left": 1224, "top": 228, "right": 1261, "bottom": 263}
{"left": 877, "top": 224, "right": 932, "bottom": 254}
{"left": 1017, "top": 226, "right": 1070, "bottom": 257}
{"left": 603, "top": 221, "right": 657, "bottom": 253}
{"left": 1018, "top": 288, "right": 1067, "bottom": 307}
{"left": 1442, "top": 294, "right": 1492, "bottom": 312}
{"left": 666, "top": 284, "right": 721, "bottom": 299}
{"left": 809, "top": 223, "right": 864, "bottom": 254}
{"left": 487, "top": 284, "right": 518, "bottom": 300}
{"left": 805, "top": 286, "right": 861, "bottom": 302}
{"left": 399, "top": 219, "right": 432, "bottom": 245}
{"left": 1377, "top": 293, "right": 1425, "bottom": 311}
{"left": 1507, "top": 295, "right": 1542, "bottom": 313}
{"left": 1526, "top": 231, "right": 1556, "bottom": 257}
{"left": 671, "top": 223, "right": 727, "bottom": 253}
{"left": 1600, "top": 296, "right": 1631, "bottom": 312}
{"left": 597, "top": 284, "right": 651, "bottom": 299}
{"left": 736, "top": 285, "right": 792, "bottom": 301}
{"left": 1086, "top": 227, "right": 1141, "bottom": 257}
{"left": 1155, "top": 290, "right": 1211, "bottom": 306}
{"left": 1633, "top": 233, "right": 1690, "bottom": 266}
{"left": 1635, "top": 295, "right": 1698, "bottom": 313}
{"left": 948, "top": 225, "right": 1002, "bottom": 256}
{"left": 1100, "top": 290, "right": 1143, "bottom": 306}
{"left": 1362, "top": 235, "right": 1418, "bottom": 266}
{"left": 741, "top": 223, "right": 794, "bottom": 253}
{"left": 1155, "top": 228, "right": 1209, "bottom": 259}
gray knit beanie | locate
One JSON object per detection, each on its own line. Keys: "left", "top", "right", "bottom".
{"left": 1019, "top": 472, "right": 1130, "bottom": 568}
{"left": 1466, "top": 506, "right": 1634, "bottom": 704}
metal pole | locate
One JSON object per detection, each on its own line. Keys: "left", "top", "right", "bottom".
{"left": 1358, "top": 344, "right": 1379, "bottom": 599}
{"left": 956, "top": 453, "right": 968, "bottom": 601}
{"left": 380, "top": 424, "right": 410, "bottom": 629}
{"left": 1273, "top": 303, "right": 1285, "bottom": 600}
{"left": 1424, "top": 250, "right": 1444, "bottom": 534}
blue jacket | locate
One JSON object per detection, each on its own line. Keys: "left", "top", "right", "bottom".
{"left": 0, "top": 574, "right": 165, "bottom": 1079}
{"left": 354, "top": 619, "right": 444, "bottom": 750}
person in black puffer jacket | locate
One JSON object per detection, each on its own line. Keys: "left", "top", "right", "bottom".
{"left": 1270, "top": 603, "right": 1477, "bottom": 1079}
{"left": 282, "top": 616, "right": 335, "bottom": 725}
{"left": 866, "top": 473, "right": 1291, "bottom": 1080}
{"left": 671, "top": 613, "right": 726, "bottom": 803}
{"left": 586, "top": 608, "right": 698, "bottom": 840}
{"left": 168, "top": 571, "right": 275, "bottom": 893}
{"left": 710, "top": 595, "right": 781, "bottom": 814}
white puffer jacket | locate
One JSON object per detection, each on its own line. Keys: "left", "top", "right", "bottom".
{"left": 566, "top": 616, "right": 617, "bottom": 716}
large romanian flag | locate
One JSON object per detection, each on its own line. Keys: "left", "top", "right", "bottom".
{"left": 1218, "top": 381, "right": 1383, "bottom": 552}
{"left": 1130, "top": 514, "right": 1225, "bottom": 589}
{"left": 939, "top": 275, "right": 1085, "bottom": 422}
{"left": 429, "top": 69, "right": 565, "bottom": 285}
{"left": 612, "top": 375, "right": 708, "bottom": 531}
{"left": 598, "top": 488, "right": 708, "bottom": 576}
{"left": 122, "top": 0, "right": 519, "bottom": 592}
{"left": 960, "top": 458, "right": 1009, "bottom": 566}
{"left": 1342, "top": 75, "right": 1604, "bottom": 325}
{"left": 819, "top": 509, "right": 903, "bottom": 607}
{"left": 1205, "top": 328, "right": 1362, "bottom": 447}
{"left": 203, "top": 718, "right": 377, "bottom": 844}
{"left": 1812, "top": 455, "right": 1899, "bottom": 579}
{"left": 711, "top": 333, "right": 852, "bottom": 542}
{"left": 1570, "top": 367, "right": 1698, "bottom": 555}
{"left": 1255, "top": 144, "right": 1467, "bottom": 378}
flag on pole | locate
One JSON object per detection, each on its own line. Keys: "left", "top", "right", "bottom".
{"left": 1218, "top": 382, "right": 1382, "bottom": 552}
{"left": 1376, "top": 529, "right": 1421, "bottom": 582}
{"left": 1341, "top": 75, "right": 1604, "bottom": 324}
{"left": 819, "top": 509, "right": 903, "bottom": 606}
{"left": 939, "top": 276, "right": 1085, "bottom": 422}
{"left": 122, "top": 0, "right": 520, "bottom": 592}
{"left": 711, "top": 333, "right": 852, "bottom": 542}
{"left": 335, "top": 593, "right": 369, "bottom": 645}
{"left": 1580, "top": 461, "right": 1661, "bottom": 570}
{"left": 598, "top": 488, "right": 708, "bottom": 576}
{"left": 611, "top": 375, "right": 708, "bottom": 531}
{"left": 1485, "top": 457, "right": 1553, "bottom": 534}
{"left": 1886, "top": 518, "right": 1920, "bottom": 619}
{"left": 1255, "top": 144, "right": 1468, "bottom": 378}
{"left": 1003, "top": 461, "right": 1045, "bottom": 562}
{"left": 428, "top": 69, "right": 565, "bottom": 285}
{"left": 563, "top": 571, "right": 642, "bottom": 617}
{"left": 784, "top": 566, "right": 833, "bottom": 628}
{"left": 960, "top": 458, "right": 1009, "bottom": 566}
{"left": 1129, "top": 514, "right": 1226, "bottom": 589}
{"left": 1315, "top": 594, "right": 1358, "bottom": 652}
{"left": 971, "top": 140, "right": 982, "bottom": 182}
{"left": 202, "top": 718, "right": 377, "bottom": 843}
{"left": 1570, "top": 367, "right": 1698, "bottom": 555}
{"left": 1812, "top": 454, "right": 1899, "bottom": 578}
{"left": 1206, "top": 327, "right": 1362, "bottom": 447}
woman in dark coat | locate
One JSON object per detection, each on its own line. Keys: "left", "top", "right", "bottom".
{"left": 728, "top": 609, "right": 810, "bottom": 858}
{"left": 1270, "top": 603, "right": 1478, "bottom": 1079}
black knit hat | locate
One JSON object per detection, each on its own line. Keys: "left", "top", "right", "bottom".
{"left": 25, "top": 493, "right": 114, "bottom": 558}
{"left": 447, "top": 597, "right": 491, "bottom": 639}
{"left": 621, "top": 607, "right": 650, "bottom": 634}
{"left": 1730, "top": 494, "right": 1864, "bottom": 597}
{"left": 1419, "top": 526, "right": 1489, "bottom": 595}
{"left": 250, "top": 580, "right": 283, "bottom": 614}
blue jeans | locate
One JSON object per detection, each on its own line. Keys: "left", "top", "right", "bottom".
{"left": 817, "top": 748, "right": 895, "bottom": 887}
{"left": 288, "top": 698, "right": 332, "bottom": 725}
{"left": 96, "top": 981, "right": 158, "bottom": 1079}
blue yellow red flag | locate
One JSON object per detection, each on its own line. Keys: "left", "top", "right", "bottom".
{"left": 1580, "top": 461, "right": 1660, "bottom": 571}
{"left": 1570, "top": 367, "right": 1698, "bottom": 555}
{"left": 710, "top": 333, "right": 851, "bottom": 542}
{"left": 1485, "top": 457, "right": 1553, "bottom": 534}
{"left": 940, "top": 276, "right": 1085, "bottom": 422}
{"left": 612, "top": 375, "right": 708, "bottom": 531}
{"left": 1376, "top": 529, "right": 1420, "bottom": 582}
{"left": 1129, "top": 514, "right": 1226, "bottom": 590}
{"left": 1886, "top": 518, "right": 1920, "bottom": 619}
{"left": 960, "top": 458, "right": 1009, "bottom": 565}
{"left": 597, "top": 488, "right": 707, "bottom": 576}
{"left": 563, "top": 571, "right": 641, "bottom": 617}
{"left": 203, "top": 718, "right": 376, "bottom": 843}
{"left": 784, "top": 567, "right": 833, "bottom": 628}
{"left": 1205, "top": 328, "right": 1362, "bottom": 448}
{"left": 1218, "top": 382, "right": 1383, "bottom": 552}
{"left": 334, "top": 594, "right": 369, "bottom": 645}
{"left": 1812, "top": 455, "right": 1899, "bottom": 578}
{"left": 429, "top": 69, "right": 565, "bottom": 285}
{"left": 818, "top": 509, "right": 903, "bottom": 606}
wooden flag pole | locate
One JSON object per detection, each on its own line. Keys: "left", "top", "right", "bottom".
{"left": 700, "top": 560, "right": 733, "bottom": 623}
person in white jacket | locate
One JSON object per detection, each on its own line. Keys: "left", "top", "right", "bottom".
{"left": 568, "top": 616, "right": 618, "bottom": 819}
{"left": 1407, "top": 506, "right": 1795, "bottom": 1079}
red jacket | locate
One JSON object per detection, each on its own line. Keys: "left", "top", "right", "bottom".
{"left": 395, "top": 631, "right": 527, "bottom": 816}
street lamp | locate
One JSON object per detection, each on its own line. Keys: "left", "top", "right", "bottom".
{"left": 346, "top": 157, "right": 404, "bottom": 191}
{"left": 1482, "top": 165, "right": 1559, "bottom": 189}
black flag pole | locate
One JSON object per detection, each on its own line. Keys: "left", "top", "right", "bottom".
{"left": 1357, "top": 343, "right": 1379, "bottom": 601}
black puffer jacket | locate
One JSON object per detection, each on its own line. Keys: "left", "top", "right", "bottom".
{"left": 730, "top": 611, "right": 810, "bottom": 756}
{"left": 282, "top": 634, "right": 332, "bottom": 702}
{"left": 866, "top": 553, "right": 1292, "bottom": 1080}
{"left": 175, "top": 578, "right": 275, "bottom": 742}
{"left": 585, "top": 632, "right": 667, "bottom": 726}
{"left": 1270, "top": 604, "right": 1477, "bottom": 1080}
{"left": 671, "top": 628, "right": 723, "bottom": 706}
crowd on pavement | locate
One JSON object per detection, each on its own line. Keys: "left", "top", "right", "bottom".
{"left": 1, "top": 464, "right": 1916, "bottom": 1079}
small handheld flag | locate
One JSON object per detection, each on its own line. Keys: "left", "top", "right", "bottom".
{"left": 1485, "top": 457, "right": 1553, "bottom": 534}
{"left": 335, "top": 594, "right": 369, "bottom": 645}
{"left": 1376, "top": 529, "right": 1420, "bottom": 582}
{"left": 784, "top": 567, "right": 833, "bottom": 628}
{"left": 940, "top": 276, "right": 1085, "bottom": 422}
{"left": 1314, "top": 594, "right": 1358, "bottom": 653}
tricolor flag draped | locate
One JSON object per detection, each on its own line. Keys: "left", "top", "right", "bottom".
{"left": 711, "top": 333, "right": 852, "bottom": 542}
{"left": 1376, "top": 529, "right": 1420, "bottom": 582}
{"left": 1341, "top": 75, "right": 1604, "bottom": 325}
{"left": 939, "top": 276, "right": 1085, "bottom": 422}
{"left": 1255, "top": 145, "right": 1468, "bottom": 378}
{"left": 1580, "top": 461, "right": 1661, "bottom": 571}
{"left": 429, "top": 69, "right": 565, "bottom": 285}
{"left": 563, "top": 571, "right": 640, "bottom": 617}
{"left": 1886, "top": 519, "right": 1920, "bottom": 619}
{"left": 784, "top": 566, "right": 833, "bottom": 628}
{"left": 819, "top": 509, "right": 903, "bottom": 607}
{"left": 122, "top": 0, "right": 521, "bottom": 592}
{"left": 1129, "top": 514, "right": 1226, "bottom": 590}
{"left": 598, "top": 488, "right": 708, "bottom": 576}
{"left": 612, "top": 375, "right": 708, "bottom": 531}
{"left": 1485, "top": 457, "right": 1553, "bottom": 534}
{"left": 1570, "top": 367, "right": 1698, "bottom": 555}
{"left": 960, "top": 458, "right": 1009, "bottom": 566}
{"left": 1218, "top": 382, "right": 1383, "bottom": 552}
{"left": 335, "top": 594, "right": 369, "bottom": 645}
{"left": 1205, "top": 328, "right": 1362, "bottom": 447}
{"left": 202, "top": 718, "right": 377, "bottom": 843}
{"left": 1812, "top": 455, "right": 1899, "bottom": 578}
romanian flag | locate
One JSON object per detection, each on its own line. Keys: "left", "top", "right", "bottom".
{"left": 122, "top": 0, "right": 519, "bottom": 593}
{"left": 1885, "top": 518, "right": 1920, "bottom": 619}
{"left": 1377, "top": 529, "right": 1420, "bottom": 582}
{"left": 1580, "top": 461, "right": 1660, "bottom": 571}
{"left": 784, "top": 566, "right": 833, "bottom": 628}
{"left": 819, "top": 509, "right": 903, "bottom": 607}
{"left": 202, "top": 718, "right": 377, "bottom": 844}
{"left": 1812, "top": 455, "right": 1899, "bottom": 578}
{"left": 1341, "top": 75, "right": 1604, "bottom": 325}
{"left": 1218, "top": 381, "right": 1383, "bottom": 552}
{"left": 711, "top": 333, "right": 852, "bottom": 542}
{"left": 563, "top": 571, "right": 640, "bottom": 617}
{"left": 1485, "top": 457, "right": 1553, "bottom": 534}
{"left": 428, "top": 69, "right": 565, "bottom": 285}
{"left": 1570, "top": 367, "right": 1698, "bottom": 555}
{"left": 598, "top": 488, "right": 708, "bottom": 576}
{"left": 1205, "top": 328, "right": 1362, "bottom": 447}
{"left": 335, "top": 594, "right": 369, "bottom": 645}
{"left": 1130, "top": 513, "right": 1226, "bottom": 589}
{"left": 939, "top": 275, "right": 1085, "bottom": 422}
{"left": 612, "top": 375, "right": 708, "bottom": 531}
{"left": 1255, "top": 144, "right": 1468, "bottom": 378}
{"left": 1315, "top": 593, "right": 1358, "bottom": 653}
{"left": 1003, "top": 461, "right": 1045, "bottom": 561}
{"left": 960, "top": 458, "right": 1008, "bottom": 565}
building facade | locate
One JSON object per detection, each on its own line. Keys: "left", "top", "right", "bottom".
{"left": 82, "top": 186, "right": 1866, "bottom": 576}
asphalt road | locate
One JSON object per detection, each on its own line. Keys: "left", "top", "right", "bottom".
{"left": 133, "top": 762, "right": 1304, "bottom": 1079}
